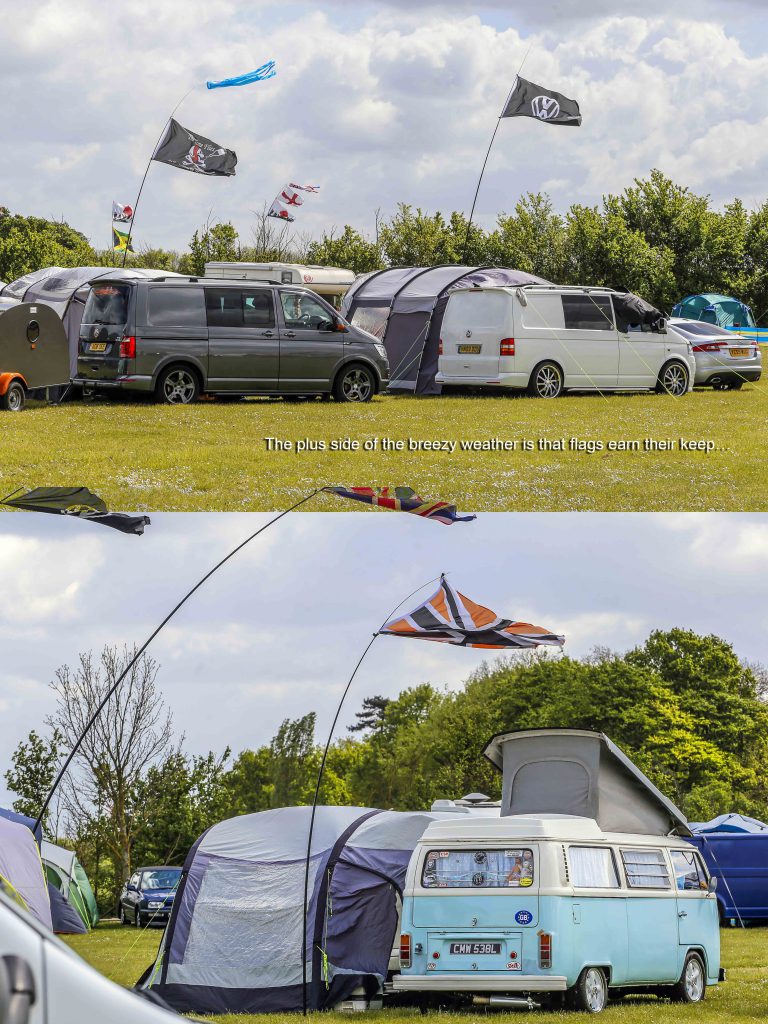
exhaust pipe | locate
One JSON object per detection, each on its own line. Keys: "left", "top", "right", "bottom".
{"left": 472, "top": 996, "right": 541, "bottom": 1010}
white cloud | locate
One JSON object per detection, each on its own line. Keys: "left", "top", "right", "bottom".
{"left": 0, "top": 534, "right": 104, "bottom": 624}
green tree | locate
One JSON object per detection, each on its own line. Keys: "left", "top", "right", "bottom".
{"left": 488, "top": 194, "right": 566, "bottom": 282}
{"left": 0, "top": 207, "right": 96, "bottom": 281}
{"left": 4, "top": 728, "right": 63, "bottom": 833}
{"left": 269, "top": 714, "right": 317, "bottom": 806}
{"left": 306, "top": 225, "right": 383, "bottom": 274}
{"left": 182, "top": 221, "right": 240, "bottom": 276}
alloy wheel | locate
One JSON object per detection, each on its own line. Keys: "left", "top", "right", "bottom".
{"left": 584, "top": 968, "right": 606, "bottom": 1012}
{"left": 163, "top": 370, "right": 196, "bottom": 404}
{"left": 535, "top": 365, "right": 562, "bottom": 398}
{"left": 661, "top": 363, "right": 688, "bottom": 396}
{"left": 684, "top": 957, "right": 704, "bottom": 1001}
{"left": 342, "top": 368, "right": 372, "bottom": 402}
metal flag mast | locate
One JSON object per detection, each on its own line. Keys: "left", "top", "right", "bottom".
{"left": 461, "top": 44, "right": 532, "bottom": 263}
{"left": 32, "top": 489, "right": 323, "bottom": 834}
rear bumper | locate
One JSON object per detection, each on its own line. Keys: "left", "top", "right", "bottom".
{"left": 73, "top": 375, "right": 154, "bottom": 393}
{"left": 696, "top": 367, "right": 761, "bottom": 386}
{"left": 392, "top": 974, "right": 568, "bottom": 993}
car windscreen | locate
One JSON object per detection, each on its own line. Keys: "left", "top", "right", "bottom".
{"left": 421, "top": 848, "right": 534, "bottom": 888}
{"left": 81, "top": 284, "right": 130, "bottom": 333}
{"left": 140, "top": 868, "right": 181, "bottom": 890}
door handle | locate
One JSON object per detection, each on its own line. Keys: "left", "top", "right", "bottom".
{"left": 678, "top": 911, "right": 688, "bottom": 918}
{"left": 0, "top": 956, "right": 36, "bottom": 1024}
{"left": 284, "top": 331, "right": 296, "bottom": 338}
{"left": 263, "top": 331, "right": 274, "bottom": 338}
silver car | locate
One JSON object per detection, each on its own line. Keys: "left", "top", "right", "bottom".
{"left": 667, "top": 318, "right": 762, "bottom": 390}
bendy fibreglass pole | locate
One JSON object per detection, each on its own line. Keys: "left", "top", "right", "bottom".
{"left": 300, "top": 573, "right": 445, "bottom": 1016}
{"left": 33, "top": 489, "right": 322, "bottom": 835}
{"left": 461, "top": 44, "right": 532, "bottom": 263}
{"left": 121, "top": 87, "right": 196, "bottom": 267}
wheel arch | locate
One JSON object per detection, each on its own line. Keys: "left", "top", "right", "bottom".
{"left": 0, "top": 372, "right": 27, "bottom": 397}
{"left": 152, "top": 357, "right": 206, "bottom": 391}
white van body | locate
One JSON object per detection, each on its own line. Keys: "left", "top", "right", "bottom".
{"left": 204, "top": 263, "right": 355, "bottom": 306}
{"left": 438, "top": 285, "right": 695, "bottom": 396}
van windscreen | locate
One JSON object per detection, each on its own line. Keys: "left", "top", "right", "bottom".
{"left": 422, "top": 848, "right": 533, "bottom": 888}
{"left": 82, "top": 284, "right": 130, "bottom": 328}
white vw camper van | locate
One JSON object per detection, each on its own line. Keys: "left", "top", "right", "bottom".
{"left": 438, "top": 286, "right": 694, "bottom": 397}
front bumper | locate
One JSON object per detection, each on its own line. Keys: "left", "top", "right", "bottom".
{"left": 392, "top": 974, "right": 568, "bottom": 993}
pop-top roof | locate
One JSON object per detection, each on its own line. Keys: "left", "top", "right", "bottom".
{"left": 483, "top": 729, "right": 689, "bottom": 837}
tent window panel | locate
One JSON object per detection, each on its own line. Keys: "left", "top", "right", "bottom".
{"left": 183, "top": 858, "right": 320, "bottom": 979}
{"left": 45, "top": 864, "right": 64, "bottom": 890}
{"left": 350, "top": 305, "right": 388, "bottom": 340}
{"left": 569, "top": 847, "right": 619, "bottom": 889}
{"left": 621, "top": 848, "right": 670, "bottom": 889}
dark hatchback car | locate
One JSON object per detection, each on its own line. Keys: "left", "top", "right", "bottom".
{"left": 74, "top": 277, "right": 389, "bottom": 403}
{"left": 118, "top": 866, "right": 182, "bottom": 928}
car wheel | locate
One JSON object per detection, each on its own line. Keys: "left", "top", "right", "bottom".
{"left": 0, "top": 381, "right": 25, "bottom": 412}
{"left": 729, "top": 381, "right": 744, "bottom": 391}
{"left": 156, "top": 366, "right": 200, "bottom": 405}
{"left": 656, "top": 361, "right": 689, "bottom": 396}
{"left": 135, "top": 909, "right": 142, "bottom": 928}
{"left": 333, "top": 364, "right": 375, "bottom": 403}
{"left": 572, "top": 966, "right": 608, "bottom": 1013}
{"left": 671, "top": 952, "right": 706, "bottom": 1004}
{"left": 119, "top": 904, "right": 127, "bottom": 925}
{"left": 528, "top": 361, "right": 564, "bottom": 399}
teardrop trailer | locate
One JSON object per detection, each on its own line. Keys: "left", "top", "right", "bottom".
{"left": 392, "top": 730, "right": 723, "bottom": 1013}
{"left": 0, "top": 302, "right": 69, "bottom": 411}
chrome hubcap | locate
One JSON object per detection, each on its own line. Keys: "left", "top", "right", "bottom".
{"left": 663, "top": 365, "right": 686, "bottom": 395}
{"left": 537, "top": 366, "right": 561, "bottom": 397}
{"left": 163, "top": 371, "right": 195, "bottom": 404}
{"left": 8, "top": 387, "right": 22, "bottom": 410}
{"left": 342, "top": 369, "right": 372, "bottom": 401}
{"left": 585, "top": 969, "right": 605, "bottom": 1011}
{"left": 685, "top": 958, "right": 704, "bottom": 1000}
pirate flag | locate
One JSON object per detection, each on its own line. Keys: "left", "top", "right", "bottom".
{"left": 153, "top": 119, "right": 237, "bottom": 176}
{"left": 380, "top": 577, "right": 564, "bottom": 649}
{"left": 324, "top": 486, "right": 476, "bottom": 524}
{"left": 2, "top": 487, "right": 150, "bottom": 535}
{"left": 501, "top": 75, "right": 581, "bottom": 126}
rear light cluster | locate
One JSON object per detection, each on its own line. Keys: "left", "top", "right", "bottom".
{"left": 438, "top": 338, "right": 443, "bottom": 356}
{"left": 499, "top": 338, "right": 515, "bottom": 356}
{"left": 399, "top": 933, "right": 411, "bottom": 969}
{"left": 119, "top": 336, "right": 136, "bottom": 359}
{"left": 538, "top": 932, "right": 552, "bottom": 969}
{"left": 691, "top": 341, "right": 727, "bottom": 353}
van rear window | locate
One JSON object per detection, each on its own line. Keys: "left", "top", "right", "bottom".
{"left": 421, "top": 849, "right": 533, "bottom": 888}
{"left": 83, "top": 284, "right": 130, "bottom": 327}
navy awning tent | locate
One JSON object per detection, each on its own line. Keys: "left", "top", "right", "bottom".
{"left": 0, "top": 806, "right": 42, "bottom": 845}
{"left": 142, "top": 805, "right": 448, "bottom": 1014}
{"left": 48, "top": 881, "right": 87, "bottom": 934}
{"left": 340, "top": 266, "right": 551, "bottom": 394}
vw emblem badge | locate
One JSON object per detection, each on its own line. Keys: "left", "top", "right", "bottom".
{"left": 466, "top": 330, "right": 472, "bottom": 338}
{"left": 531, "top": 95, "right": 560, "bottom": 120}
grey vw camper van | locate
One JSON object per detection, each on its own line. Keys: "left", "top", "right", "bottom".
{"left": 75, "top": 277, "right": 389, "bottom": 403}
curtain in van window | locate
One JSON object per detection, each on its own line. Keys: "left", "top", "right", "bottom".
{"left": 569, "top": 847, "right": 618, "bottom": 888}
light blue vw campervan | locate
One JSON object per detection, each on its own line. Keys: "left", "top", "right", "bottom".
{"left": 393, "top": 730, "right": 722, "bottom": 1013}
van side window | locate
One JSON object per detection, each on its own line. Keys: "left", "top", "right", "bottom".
{"left": 421, "top": 849, "right": 534, "bottom": 888}
{"left": 148, "top": 287, "right": 206, "bottom": 328}
{"left": 621, "top": 848, "right": 671, "bottom": 889}
{"left": 280, "top": 292, "right": 334, "bottom": 330}
{"left": 671, "top": 849, "right": 708, "bottom": 891}
{"left": 562, "top": 295, "right": 614, "bottom": 330}
{"left": 569, "top": 847, "right": 619, "bottom": 888}
{"left": 242, "top": 289, "right": 275, "bottom": 327}
{"left": 205, "top": 289, "right": 275, "bottom": 329}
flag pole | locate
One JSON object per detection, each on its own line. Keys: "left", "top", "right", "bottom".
{"left": 32, "top": 489, "right": 322, "bottom": 835}
{"left": 121, "top": 87, "right": 197, "bottom": 267}
{"left": 300, "top": 573, "right": 445, "bottom": 1016}
{"left": 461, "top": 44, "right": 532, "bottom": 263}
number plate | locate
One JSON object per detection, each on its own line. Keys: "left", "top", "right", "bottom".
{"left": 458, "top": 344, "right": 481, "bottom": 354}
{"left": 729, "top": 347, "right": 750, "bottom": 358}
{"left": 89, "top": 343, "right": 107, "bottom": 352}
{"left": 449, "top": 942, "right": 502, "bottom": 955}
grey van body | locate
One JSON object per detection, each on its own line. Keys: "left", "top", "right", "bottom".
{"left": 74, "top": 277, "right": 389, "bottom": 402}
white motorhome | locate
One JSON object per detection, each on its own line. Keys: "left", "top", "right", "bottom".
{"left": 204, "top": 263, "right": 354, "bottom": 308}
{"left": 438, "top": 285, "right": 695, "bottom": 397}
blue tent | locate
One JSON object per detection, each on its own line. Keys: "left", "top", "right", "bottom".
{"left": 671, "top": 293, "right": 755, "bottom": 329}
{"left": 142, "top": 805, "right": 447, "bottom": 1014}
{"left": 688, "top": 815, "right": 768, "bottom": 923}
{"left": 690, "top": 813, "right": 768, "bottom": 834}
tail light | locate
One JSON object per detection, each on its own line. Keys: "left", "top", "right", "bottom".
{"left": 119, "top": 336, "right": 136, "bottom": 359}
{"left": 538, "top": 932, "right": 552, "bottom": 969}
{"left": 438, "top": 338, "right": 443, "bottom": 356}
{"left": 691, "top": 342, "right": 727, "bottom": 353}
{"left": 500, "top": 338, "right": 515, "bottom": 357}
{"left": 399, "top": 933, "right": 412, "bottom": 969}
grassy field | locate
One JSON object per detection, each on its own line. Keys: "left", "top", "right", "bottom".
{"left": 2, "top": 386, "right": 768, "bottom": 511}
{"left": 64, "top": 921, "right": 766, "bottom": 1024}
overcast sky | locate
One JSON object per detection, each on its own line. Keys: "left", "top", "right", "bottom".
{"left": 2, "top": 1, "right": 768, "bottom": 254}
{"left": 1, "top": 510, "right": 768, "bottom": 806}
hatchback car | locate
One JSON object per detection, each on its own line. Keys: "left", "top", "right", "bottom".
{"left": 667, "top": 318, "right": 762, "bottom": 389}
{"left": 75, "top": 277, "right": 389, "bottom": 403}
{"left": 118, "top": 866, "right": 181, "bottom": 928}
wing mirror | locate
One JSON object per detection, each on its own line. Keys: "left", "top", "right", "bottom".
{"left": 708, "top": 876, "right": 718, "bottom": 894}
{"left": 333, "top": 318, "right": 348, "bottom": 333}
{"left": 0, "top": 956, "right": 36, "bottom": 1024}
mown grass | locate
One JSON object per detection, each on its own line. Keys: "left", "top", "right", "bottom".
{"left": 64, "top": 921, "right": 766, "bottom": 1024}
{"left": 1, "top": 385, "right": 768, "bottom": 511}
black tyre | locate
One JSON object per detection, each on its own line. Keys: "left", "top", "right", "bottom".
{"left": 528, "top": 361, "right": 564, "bottom": 399}
{"left": 729, "top": 381, "right": 744, "bottom": 391}
{"left": 135, "top": 909, "right": 142, "bottom": 928}
{"left": 1, "top": 380, "right": 25, "bottom": 412}
{"left": 670, "top": 952, "right": 706, "bottom": 1004}
{"left": 333, "top": 364, "right": 375, "bottom": 403}
{"left": 656, "top": 361, "right": 689, "bottom": 396}
{"left": 572, "top": 966, "right": 608, "bottom": 1013}
{"left": 119, "top": 904, "right": 127, "bottom": 926}
{"left": 155, "top": 365, "right": 200, "bottom": 405}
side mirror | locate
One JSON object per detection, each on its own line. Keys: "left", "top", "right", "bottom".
{"left": 708, "top": 876, "right": 718, "bottom": 894}
{"left": 333, "top": 319, "right": 348, "bottom": 333}
{"left": 0, "top": 956, "right": 36, "bottom": 1024}
{"left": 126, "top": 883, "right": 137, "bottom": 892}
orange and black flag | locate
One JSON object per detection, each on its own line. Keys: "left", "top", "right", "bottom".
{"left": 379, "top": 577, "right": 564, "bottom": 650}
{"left": 324, "top": 486, "right": 476, "bottom": 524}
